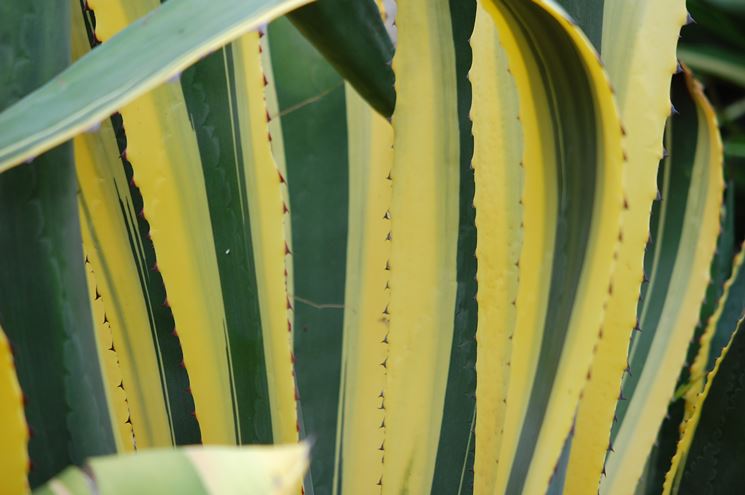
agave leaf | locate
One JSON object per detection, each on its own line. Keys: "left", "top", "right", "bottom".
{"left": 0, "top": 1, "right": 117, "bottom": 486}
{"left": 470, "top": 4, "right": 523, "bottom": 493}
{"left": 381, "top": 0, "right": 478, "bottom": 493}
{"left": 557, "top": 1, "right": 688, "bottom": 492}
{"left": 34, "top": 444, "right": 309, "bottom": 495}
{"left": 602, "top": 70, "right": 724, "bottom": 494}
{"left": 178, "top": 20, "right": 297, "bottom": 446}
{"left": 79, "top": 0, "right": 297, "bottom": 447}
{"left": 663, "top": 317, "right": 745, "bottom": 494}
{"left": 287, "top": 0, "right": 395, "bottom": 118}
{"left": 72, "top": 3, "right": 184, "bottom": 451}
{"left": 474, "top": 1, "right": 624, "bottom": 493}
{"left": 0, "top": 324, "right": 28, "bottom": 495}
{"left": 265, "top": 17, "right": 348, "bottom": 494}
{"left": 334, "top": 85, "right": 394, "bottom": 493}
{"left": 74, "top": 113, "right": 196, "bottom": 446}
{"left": 640, "top": 180, "right": 736, "bottom": 494}
{"left": 0, "top": 0, "right": 312, "bottom": 173}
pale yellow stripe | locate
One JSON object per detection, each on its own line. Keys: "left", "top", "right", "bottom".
{"left": 81, "top": 250, "right": 136, "bottom": 453}
{"left": 482, "top": 3, "right": 557, "bottom": 492}
{"left": 335, "top": 84, "right": 393, "bottom": 495}
{"left": 231, "top": 33, "right": 297, "bottom": 445}
{"left": 71, "top": 3, "right": 138, "bottom": 453}
{"left": 74, "top": 121, "right": 173, "bottom": 447}
{"left": 601, "top": 73, "right": 723, "bottom": 495}
{"left": 260, "top": 32, "right": 294, "bottom": 344}
{"left": 513, "top": 2, "right": 624, "bottom": 493}
{"left": 566, "top": 1, "right": 686, "bottom": 492}
{"left": 382, "top": 0, "right": 460, "bottom": 492}
{"left": 470, "top": 5, "right": 524, "bottom": 494}
{"left": 95, "top": 0, "right": 235, "bottom": 444}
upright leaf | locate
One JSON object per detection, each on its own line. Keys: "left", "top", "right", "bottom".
{"left": 602, "top": 70, "right": 724, "bottom": 494}
{"left": 559, "top": 1, "right": 688, "bottom": 492}
{"left": 381, "top": 0, "right": 478, "bottom": 493}
{"left": 74, "top": 2, "right": 194, "bottom": 447}
{"left": 83, "top": 0, "right": 297, "bottom": 446}
{"left": 334, "top": 84, "right": 393, "bottom": 494}
{"left": 0, "top": 1, "right": 116, "bottom": 486}
{"left": 470, "top": 4, "right": 523, "bottom": 493}
{"left": 477, "top": 1, "right": 625, "bottom": 493}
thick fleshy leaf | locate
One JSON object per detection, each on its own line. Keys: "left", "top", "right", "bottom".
{"left": 0, "top": 2, "right": 117, "bottom": 486}
{"left": 473, "top": 1, "right": 624, "bottom": 493}
{"left": 602, "top": 69, "right": 724, "bottom": 494}
{"left": 470, "top": 4, "right": 523, "bottom": 493}
{"left": 77, "top": 0, "right": 297, "bottom": 447}
{"left": 333, "top": 84, "right": 394, "bottom": 493}
{"left": 640, "top": 181, "right": 737, "bottom": 494}
{"left": 266, "top": 17, "right": 348, "bottom": 494}
{"left": 381, "top": 0, "right": 478, "bottom": 493}
{"left": 0, "top": 0, "right": 312, "bottom": 172}
{"left": 558, "top": 1, "right": 688, "bottom": 493}
{"left": 266, "top": 17, "right": 399, "bottom": 494}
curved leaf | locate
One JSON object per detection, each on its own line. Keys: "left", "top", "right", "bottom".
{"left": 382, "top": 0, "right": 478, "bottom": 493}
{"left": 602, "top": 69, "right": 724, "bottom": 494}
{"left": 0, "top": 0, "right": 312, "bottom": 173}
{"left": 470, "top": 4, "right": 523, "bottom": 493}
{"left": 562, "top": 1, "right": 688, "bottom": 492}
{"left": 477, "top": 1, "right": 625, "bottom": 493}
{"left": 0, "top": 1, "right": 117, "bottom": 486}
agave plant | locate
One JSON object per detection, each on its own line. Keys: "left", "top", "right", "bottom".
{"left": 0, "top": 0, "right": 743, "bottom": 494}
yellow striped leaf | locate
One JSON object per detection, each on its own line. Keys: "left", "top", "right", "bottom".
{"left": 477, "top": 1, "right": 625, "bottom": 493}
{"left": 470, "top": 4, "right": 524, "bottom": 493}
{"left": 564, "top": 1, "right": 688, "bottom": 492}
{"left": 601, "top": 69, "right": 724, "bottom": 494}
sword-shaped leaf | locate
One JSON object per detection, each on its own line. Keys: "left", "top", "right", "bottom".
{"left": 474, "top": 1, "right": 624, "bottom": 493}
{"left": 0, "top": 1, "right": 117, "bottom": 486}
{"left": 555, "top": 1, "right": 688, "bottom": 492}
{"left": 0, "top": 0, "right": 312, "bottom": 172}
{"left": 602, "top": 69, "right": 723, "bottom": 494}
